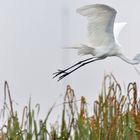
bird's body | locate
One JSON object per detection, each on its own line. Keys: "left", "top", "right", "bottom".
{"left": 73, "top": 4, "right": 126, "bottom": 59}
{"left": 53, "top": 4, "right": 140, "bottom": 81}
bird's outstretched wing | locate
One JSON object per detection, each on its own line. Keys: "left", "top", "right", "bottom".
{"left": 77, "top": 4, "right": 117, "bottom": 47}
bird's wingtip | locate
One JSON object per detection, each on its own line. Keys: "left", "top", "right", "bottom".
{"left": 76, "top": 4, "right": 117, "bottom": 16}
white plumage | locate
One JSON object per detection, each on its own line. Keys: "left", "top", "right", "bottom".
{"left": 53, "top": 4, "right": 140, "bottom": 81}
{"left": 114, "top": 22, "right": 127, "bottom": 44}
{"left": 77, "top": 4, "right": 116, "bottom": 47}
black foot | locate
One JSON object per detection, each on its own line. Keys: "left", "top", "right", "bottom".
{"left": 53, "top": 69, "right": 67, "bottom": 78}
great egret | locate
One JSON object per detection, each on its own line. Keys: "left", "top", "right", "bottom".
{"left": 53, "top": 4, "right": 140, "bottom": 81}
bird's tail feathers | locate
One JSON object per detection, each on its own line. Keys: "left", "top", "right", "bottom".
{"left": 63, "top": 44, "right": 95, "bottom": 56}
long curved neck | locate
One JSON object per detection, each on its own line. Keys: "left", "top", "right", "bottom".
{"left": 118, "top": 54, "right": 138, "bottom": 65}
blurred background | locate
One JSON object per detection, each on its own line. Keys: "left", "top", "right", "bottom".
{"left": 0, "top": 0, "right": 140, "bottom": 121}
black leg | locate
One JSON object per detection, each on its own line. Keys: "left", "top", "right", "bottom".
{"left": 57, "top": 58, "right": 101, "bottom": 81}
{"left": 53, "top": 57, "right": 94, "bottom": 78}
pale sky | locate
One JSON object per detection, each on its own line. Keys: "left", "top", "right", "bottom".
{"left": 0, "top": 0, "right": 140, "bottom": 121}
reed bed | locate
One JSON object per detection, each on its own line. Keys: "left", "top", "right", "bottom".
{"left": 0, "top": 75, "right": 140, "bottom": 140}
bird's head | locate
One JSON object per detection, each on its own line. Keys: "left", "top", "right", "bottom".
{"left": 133, "top": 53, "right": 140, "bottom": 64}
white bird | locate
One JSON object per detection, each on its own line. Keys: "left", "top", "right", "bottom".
{"left": 53, "top": 4, "right": 140, "bottom": 81}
